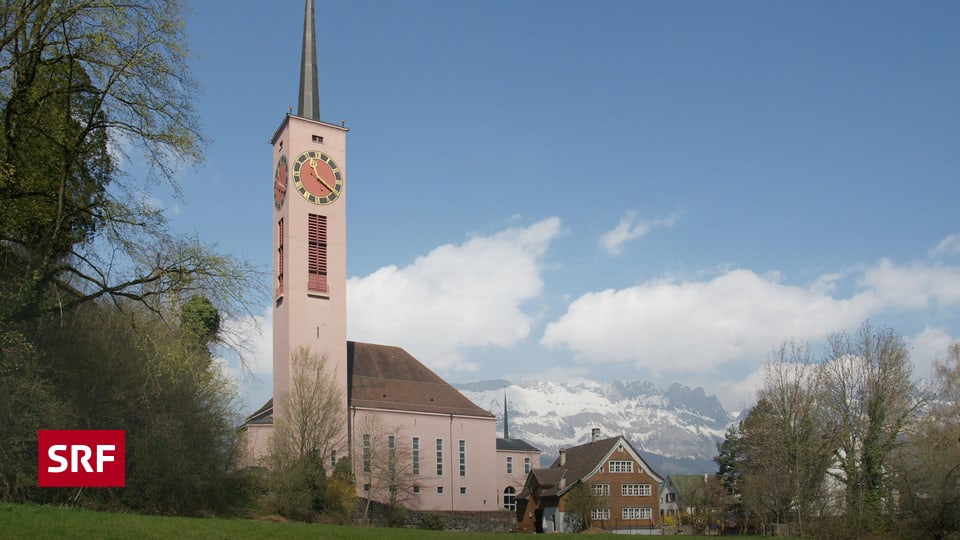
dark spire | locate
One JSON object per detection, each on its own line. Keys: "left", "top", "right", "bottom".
{"left": 503, "top": 391, "right": 510, "bottom": 440}
{"left": 298, "top": 0, "right": 320, "bottom": 120}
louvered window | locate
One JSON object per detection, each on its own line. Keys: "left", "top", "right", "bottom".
{"left": 307, "top": 214, "right": 328, "bottom": 293}
{"left": 276, "top": 218, "right": 284, "bottom": 297}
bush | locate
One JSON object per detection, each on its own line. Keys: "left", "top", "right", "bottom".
{"left": 419, "top": 511, "right": 445, "bottom": 530}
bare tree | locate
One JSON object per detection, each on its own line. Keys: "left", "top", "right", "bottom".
{"left": 819, "top": 322, "right": 921, "bottom": 532}
{"left": 273, "top": 347, "right": 345, "bottom": 466}
{"left": 352, "top": 413, "right": 417, "bottom": 525}
{"left": 265, "top": 347, "right": 345, "bottom": 521}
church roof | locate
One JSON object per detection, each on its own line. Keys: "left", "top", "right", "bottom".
{"left": 243, "top": 341, "right": 495, "bottom": 425}
{"left": 496, "top": 438, "right": 541, "bottom": 452}
{"left": 348, "top": 341, "right": 495, "bottom": 418}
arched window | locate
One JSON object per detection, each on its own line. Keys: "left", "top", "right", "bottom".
{"left": 503, "top": 486, "right": 517, "bottom": 511}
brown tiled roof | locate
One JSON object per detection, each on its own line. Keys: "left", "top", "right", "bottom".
{"left": 348, "top": 341, "right": 494, "bottom": 418}
{"left": 549, "top": 436, "right": 621, "bottom": 489}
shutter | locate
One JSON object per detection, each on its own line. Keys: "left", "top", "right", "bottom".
{"left": 307, "top": 214, "right": 328, "bottom": 293}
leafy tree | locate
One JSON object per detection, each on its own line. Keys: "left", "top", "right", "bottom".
{"left": 563, "top": 481, "right": 598, "bottom": 532}
{"left": 0, "top": 0, "right": 258, "bottom": 325}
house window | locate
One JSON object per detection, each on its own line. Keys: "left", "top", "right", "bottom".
{"left": 459, "top": 440, "right": 466, "bottom": 477}
{"left": 622, "top": 483, "right": 652, "bottom": 496}
{"left": 591, "top": 483, "right": 610, "bottom": 497}
{"left": 524, "top": 456, "right": 531, "bottom": 474}
{"left": 307, "top": 214, "right": 328, "bottom": 293}
{"left": 503, "top": 486, "right": 516, "bottom": 511}
{"left": 622, "top": 507, "right": 652, "bottom": 520}
{"left": 330, "top": 449, "right": 336, "bottom": 469}
{"left": 665, "top": 492, "right": 676, "bottom": 503}
{"left": 608, "top": 460, "right": 634, "bottom": 473}
{"left": 362, "top": 433, "right": 371, "bottom": 473}
{"left": 436, "top": 438, "right": 443, "bottom": 476}
{"left": 276, "top": 218, "right": 284, "bottom": 296}
{"left": 506, "top": 456, "right": 513, "bottom": 474}
{"left": 591, "top": 508, "right": 611, "bottom": 520}
{"left": 412, "top": 437, "right": 420, "bottom": 475}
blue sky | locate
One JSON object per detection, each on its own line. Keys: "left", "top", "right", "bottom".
{"left": 166, "top": 1, "right": 960, "bottom": 412}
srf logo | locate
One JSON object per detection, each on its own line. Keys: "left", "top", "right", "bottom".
{"left": 38, "top": 430, "right": 125, "bottom": 487}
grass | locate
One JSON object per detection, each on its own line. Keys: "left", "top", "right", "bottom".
{"left": 0, "top": 503, "right": 781, "bottom": 539}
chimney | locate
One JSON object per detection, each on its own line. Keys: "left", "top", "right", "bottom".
{"left": 559, "top": 449, "right": 566, "bottom": 466}
{"left": 592, "top": 428, "right": 601, "bottom": 442}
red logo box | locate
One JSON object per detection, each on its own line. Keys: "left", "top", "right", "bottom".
{"left": 38, "top": 430, "right": 126, "bottom": 487}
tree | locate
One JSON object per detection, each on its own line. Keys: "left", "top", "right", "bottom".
{"left": 819, "top": 322, "right": 920, "bottom": 532}
{"left": 0, "top": 0, "right": 259, "bottom": 325}
{"left": 889, "top": 343, "right": 960, "bottom": 539}
{"left": 353, "top": 413, "right": 417, "bottom": 526}
{"left": 266, "top": 347, "right": 345, "bottom": 521}
{"left": 563, "top": 481, "right": 598, "bottom": 532}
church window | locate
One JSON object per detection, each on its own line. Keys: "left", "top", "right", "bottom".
{"left": 413, "top": 485, "right": 421, "bottom": 494}
{"left": 503, "top": 486, "right": 516, "bottom": 511}
{"left": 330, "top": 449, "right": 336, "bottom": 469}
{"left": 460, "top": 486, "right": 467, "bottom": 495}
{"left": 307, "top": 214, "right": 328, "bottom": 293}
{"left": 362, "top": 433, "right": 371, "bottom": 473}
{"left": 412, "top": 437, "right": 420, "bottom": 475}
{"left": 388, "top": 435, "right": 396, "bottom": 476}
{"left": 276, "top": 218, "right": 284, "bottom": 296}
{"left": 506, "top": 456, "right": 513, "bottom": 474}
{"left": 437, "top": 486, "right": 444, "bottom": 494}
{"left": 459, "top": 440, "right": 466, "bottom": 477}
{"left": 312, "top": 134, "right": 324, "bottom": 143}
{"left": 436, "top": 438, "right": 444, "bottom": 476}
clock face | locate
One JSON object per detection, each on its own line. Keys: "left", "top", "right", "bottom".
{"left": 274, "top": 154, "right": 288, "bottom": 210}
{"left": 292, "top": 150, "right": 343, "bottom": 205}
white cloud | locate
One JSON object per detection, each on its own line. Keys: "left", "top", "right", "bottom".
{"left": 215, "top": 307, "right": 273, "bottom": 411}
{"left": 348, "top": 217, "right": 562, "bottom": 374}
{"left": 541, "top": 269, "right": 872, "bottom": 374}
{"left": 910, "top": 326, "right": 957, "bottom": 381}
{"left": 859, "top": 259, "right": 960, "bottom": 310}
{"left": 599, "top": 211, "right": 679, "bottom": 255}
{"left": 541, "top": 259, "right": 960, "bottom": 378}
{"left": 930, "top": 233, "right": 960, "bottom": 257}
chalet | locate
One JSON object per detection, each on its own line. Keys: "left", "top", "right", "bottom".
{"left": 518, "top": 429, "right": 664, "bottom": 534}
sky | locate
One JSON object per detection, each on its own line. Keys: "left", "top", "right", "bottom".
{"left": 162, "top": 1, "right": 960, "bottom": 413}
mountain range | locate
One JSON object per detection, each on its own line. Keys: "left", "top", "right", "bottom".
{"left": 455, "top": 378, "right": 735, "bottom": 476}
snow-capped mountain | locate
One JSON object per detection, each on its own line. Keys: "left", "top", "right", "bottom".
{"left": 455, "top": 378, "right": 733, "bottom": 476}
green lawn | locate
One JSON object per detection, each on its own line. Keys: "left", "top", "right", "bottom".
{"left": 0, "top": 503, "right": 779, "bottom": 539}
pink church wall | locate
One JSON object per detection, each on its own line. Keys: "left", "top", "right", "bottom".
{"left": 351, "top": 408, "right": 499, "bottom": 512}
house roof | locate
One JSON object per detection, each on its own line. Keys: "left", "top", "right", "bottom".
{"left": 667, "top": 474, "right": 719, "bottom": 499}
{"left": 496, "top": 438, "right": 540, "bottom": 452}
{"left": 348, "top": 341, "right": 494, "bottom": 417}
{"left": 533, "top": 435, "right": 664, "bottom": 497}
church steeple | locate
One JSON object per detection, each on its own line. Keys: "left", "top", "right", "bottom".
{"left": 298, "top": 0, "right": 320, "bottom": 120}
{"left": 503, "top": 391, "right": 510, "bottom": 440}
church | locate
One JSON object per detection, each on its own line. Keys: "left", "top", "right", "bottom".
{"left": 241, "top": 0, "right": 540, "bottom": 514}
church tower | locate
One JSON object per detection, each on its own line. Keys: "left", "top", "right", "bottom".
{"left": 270, "top": 0, "right": 349, "bottom": 458}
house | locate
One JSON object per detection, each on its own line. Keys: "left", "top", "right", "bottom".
{"left": 660, "top": 474, "right": 730, "bottom": 534}
{"left": 518, "top": 429, "right": 664, "bottom": 534}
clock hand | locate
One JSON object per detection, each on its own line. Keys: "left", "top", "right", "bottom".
{"left": 308, "top": 158, "right": 336, "bottom": 194}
